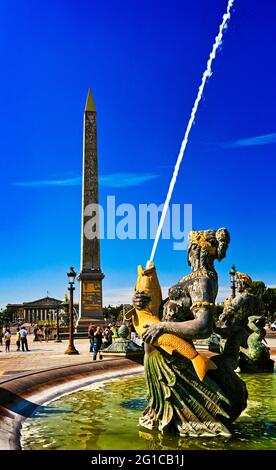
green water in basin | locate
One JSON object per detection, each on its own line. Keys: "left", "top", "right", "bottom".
{"left": 21, "top": 372, "right": 276, "bottom": 450}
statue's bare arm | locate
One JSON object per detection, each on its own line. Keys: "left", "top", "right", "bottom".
{"left": 142, "top": 277, "right": 216, "bottom": 343}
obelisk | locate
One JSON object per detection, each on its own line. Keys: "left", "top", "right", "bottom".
{"left": 77, "top": 89, "right": 104, "bottom": 330}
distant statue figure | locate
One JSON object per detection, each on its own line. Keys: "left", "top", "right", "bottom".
{"left": 218, "top": 272, "right": 274, "bottom": 372}
{"left": 219, "top": 272, "right": 263, "bottom": 328}
{"left": 131, "top": 228, "right": 248, "bottom": 437}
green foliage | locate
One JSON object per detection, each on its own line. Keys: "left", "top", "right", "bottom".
{"left": 252, "top": 281, "right": 276, "bottom": 319}
{"left": 251, "top": 281, "right": 267, "bottom": 299}
{"left": 0, "top": 308, "right": 13, "bottom": 326}
{"left": 214, "top": 304, "right": 224, "bottom": 322}
{"left": 263, "top": 288, "right": 276, "bottom": 317}
{"left": 103, "top": 304, "right": 133, "bottom": 321}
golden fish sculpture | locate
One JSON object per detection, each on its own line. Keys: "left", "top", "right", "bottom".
{"left": 127, "top": 262, "right": 217, "bottom": 382}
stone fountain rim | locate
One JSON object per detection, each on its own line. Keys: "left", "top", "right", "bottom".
{"left": 0, "top": 358, "right": 144, "bottom": 450}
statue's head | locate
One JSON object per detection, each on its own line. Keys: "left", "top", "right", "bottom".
{"left": 236, "top": 272, "right": 253, "bottom": 293}
{"left": 187, "top": 228, "right": 230, "bottom": 270}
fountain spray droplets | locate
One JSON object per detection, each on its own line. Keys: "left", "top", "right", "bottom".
{"left": 149, "top": 0, "right": 235, "bottom": 264}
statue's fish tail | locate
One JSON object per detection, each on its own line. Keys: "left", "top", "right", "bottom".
{"left": 191, "top": 354, "right": 217, "bottom": 381}
{"left": 156, "top": 334, "right": 217, "bottom": 381}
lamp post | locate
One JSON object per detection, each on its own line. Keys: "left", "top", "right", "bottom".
{"left": 108, "top": 305, "right": 112, "bottom": 323}
{"left": 64, "top": 267, "right": 79, "bottom": 355}
{"left": 229, "top": 264, "right": 237, "bottom": 299}
{"left": 55, "top": 306, "right": 62, "bottom": 342}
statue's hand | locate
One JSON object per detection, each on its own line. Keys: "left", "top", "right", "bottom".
{"left": 132, "top": 291, "right": 151, "bottom": 310}
{"left": 142, "top": 323, "right": 165, "bottom": 343}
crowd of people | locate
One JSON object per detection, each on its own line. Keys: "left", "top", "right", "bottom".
{"left": 87, "top": 322, "right": 138, "bottom": 360}
{"left": 88, "top": 324, "right": 114, "bottom": 360}
{"left": 0, "top": 324, "right": 54, "bottom": 352}
{"left": 0, "top": 321, "right": 139, "bottom": 357}
{"left": 0, "top": 326, "right": 30, "bottom": 352}
{"left": 32, "top": 324, "right": 51, "bottom": 342}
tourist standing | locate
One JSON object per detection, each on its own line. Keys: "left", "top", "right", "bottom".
{"left": 33, "top": 325, "right": 39, "bottom": 341}
{"left": 88, "top": 326, "right": 94, "bottom": 353}
{"left": 92, "top": 326, "right": 102, "bottom": 360}
{"left": 4, "top": 328, "right": 11, "bottom": 352}
{"left": 111, "top": 323, "right": 118, "bottom": 341}
{"left": 102, "top": 327, "right": 112, "bottom": 348}
{"left": 44, "top": 325, "right": 50, "bottom": 342}
{"left": 20, "top": 326, "right": 29, "bottom": 351}
{"left": 16, "top": 327, "right": 21, "bottom": 351}
{"left": 38, "top": 326, "right": 44, "bottom": 343}
{"left": 128, "top": 322, "right": 137, "bottom": 342}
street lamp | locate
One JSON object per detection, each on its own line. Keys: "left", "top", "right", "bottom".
{"left": 64, "top": 267, "right": 79, "bottom": 355}
{"left": 55, "top": 306, "right": 62, "bottom": 342}
{"left": 229, "top": 264, "right": 237, "bottom": 299}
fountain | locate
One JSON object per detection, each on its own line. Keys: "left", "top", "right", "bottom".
{"left": 19, "top": 228, "right": 275, "bottom": 449}
{"left": 101, "top": 325, "right": 144, "bottom": 361}
{"left": 218, "top": 271, "right": 274, "bottom": 372}
{"left": 21, "top": 373, "right": 276, "bottom": 450}
{"left": 131, "top": 228, "right": 249, "bottom": 436}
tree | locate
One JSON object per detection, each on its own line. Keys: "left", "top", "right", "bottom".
{"left": 251, "top": 281, "right": 276, "bottom": 320}
{"left": 251, "top": 281, "right": 267, "bottom": 299}
{"left": 103, "top": 304, "right": 133, "bottom": 322}
{"left": 0, "top": 308, "right": 13, "bottom": 326}
{"left": 214, "top": 304, "right": 224, "bottom": 322}
{"left": 263, "top": 288, "right": 276, "bottom": 320}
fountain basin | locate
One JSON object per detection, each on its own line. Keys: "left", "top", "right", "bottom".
{"left": 21, "top": 371, "right": 276, "bottom": 450}
{"left": 0, "top": 358, "right": 143, "bottom": 450}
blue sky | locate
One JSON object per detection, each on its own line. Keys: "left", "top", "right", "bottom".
{"left": 0, "top": 0, "right": 275, "bottom": 308}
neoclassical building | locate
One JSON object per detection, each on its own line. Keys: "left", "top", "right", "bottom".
{"left": 7, "top": 296, "right": 64, "bottom": 323}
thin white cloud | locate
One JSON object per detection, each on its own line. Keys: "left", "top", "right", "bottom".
{"left": 14, "top": 177, "right": 82, "bottom": 188}
{"left": 13, "top": 172, "right": 160, "bottom": 189}
{"left": 216, "top": 286, "right": 231, "bottom": 302}
{"left": 103, "top": 287, "right": 133, "bottom": 306}
{"left": 104, "top": 284, "right": 230, "bottom": 308}
{"left": 223, "top": 132, "right": 276, "bottom": 148}
{"left": 100, "top": 173, "right": 159, "bottom": 188}
{"left": 103, "top": 285, "right": 170, "bottom": 307}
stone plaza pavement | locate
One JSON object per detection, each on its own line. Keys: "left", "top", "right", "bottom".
{"left": 0, "top": 336, "right": 275, "bottom": 381}
{"left": 0, "top": 338, "right": 96, "bottom": 380}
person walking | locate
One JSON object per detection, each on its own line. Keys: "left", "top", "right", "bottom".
{"left": 38, "top": 326, "right": 44, "bottom": 343}
{"left": 92, "top": 326, "right": 102, "bottom": 360}
{"left": 4, "top": 328, "right": 11, "bottom": 352}
{"left": 20, "top": 326, "right": 29, "bottom": 351}
{"left": 16, "top": 327, "right": 21, "bottom": 351}
{"left": 88, "top": 326, "right": 94, "bottom": 353}
{"left": 44, "top": 325, "right": 50, "bottom": 343}
{"left": 0, "top": 327, "right": 3, "bottom": 346}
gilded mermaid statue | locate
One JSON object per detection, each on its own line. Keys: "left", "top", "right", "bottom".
{"left": 131, "top": 228, "right": 248, "bottom": 437}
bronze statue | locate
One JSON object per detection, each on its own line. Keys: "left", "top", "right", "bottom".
{"left": 131, "top": 228, "right": 248, "bottom": 437}
{"left": 218, "top": 272, "right": 274, "bottom": 372}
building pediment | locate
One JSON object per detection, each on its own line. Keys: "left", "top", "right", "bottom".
{"left": 23, "top": 297, "right": 62, "bottom": 308}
